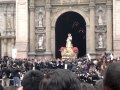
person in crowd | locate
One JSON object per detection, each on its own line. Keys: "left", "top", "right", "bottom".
{"left": 0, "top": 84, "right": 4, "bottom": 90}
{"left": 104, "top": 61, "right": 120, "bottom": 90}
{"left": 2, "top": 66, "right": 11, "bottom": 87}
{"left": 20, "top": 70, "right": 44, "bottom": 90}
{"left": 39, "top": 69, "right": 81, "bottom": 90}
{"left": 12, "top": 64, "right": 21, "bottom": 87}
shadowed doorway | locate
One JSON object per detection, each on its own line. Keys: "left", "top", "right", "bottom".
{"left": 55, "top": 11, "right": 86, "bottom": 59}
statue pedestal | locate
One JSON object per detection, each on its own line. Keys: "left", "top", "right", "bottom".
{"left": 60, "top": 47, "right": 78, "bottom": 61}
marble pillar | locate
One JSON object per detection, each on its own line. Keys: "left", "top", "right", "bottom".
{"left": 45, "top": 4, "right": 52, "bottom": 55}
{"left": 16, "top": 0, "right": 28, "bottom": 58}
{"left": 29, "top": 0, "right": 36, "bottom": 56}
{"left": 3, "top": 13, "right": 6, "bottom": 36}
{"left": 1, "top": 13, "right": 7, "bottom": 57}
{"left": 10, "top": 13, "right": 14, "bottom": 32}
{"left": 7, "top": 40, "right": 12, "bottom": 57}
{"left": 113, "top": 0, "right": 120, "bottom": 57}
{"left": 89, "top": 2, "right": 95, "bottom": 54}
{"left": 86, "top": 25, "right": 90, "bottom": 53}
{"left": 106, "top": 2, "right": 112, "bottom": 52}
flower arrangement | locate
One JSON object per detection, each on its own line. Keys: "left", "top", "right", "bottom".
{"left": 72, "top": 47, "right": 79, "bottom": 53}
{"left": 59, "top": 47, "right": 66, "bottom": 52}
{"left": 60, "top": 47, "right": 79, "bottom": 53}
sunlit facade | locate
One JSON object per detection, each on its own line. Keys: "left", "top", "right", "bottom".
{"left": 0, "top": 0, "right": 119, "bottom": 59}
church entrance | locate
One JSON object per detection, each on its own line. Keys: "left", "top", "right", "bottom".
{"left": 55, "top": 11, "right": 86, "bottom": 59}
{"left": 55, "top": 11, "right": 86, "bottom": 58}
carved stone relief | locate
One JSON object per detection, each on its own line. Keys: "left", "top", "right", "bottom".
{"left": 96, "top": 25, "right": 106, "bottom": 31}
{"left": 96, "top": 0, "right": 107, "bottom": 3}
{"left": 62, "top": 0, "right": 77, "bottom": 4}
{"left": 52, "top": 6, "right": 89, "bottom": 13}
{"left": 0, "top": 4, "right": 15, "bottom": 34}
{"left": 78, "top": 6, "right": 89, "bottom": 12}
{"left": 78, "top": 0, "right": 89, "bottom": 3}
{"left": 52, "top": 7, "right": 64, "bottom": 13}
{"left": 62, "top": 0, "right": 89, "bottom": 3}
{"left": 35, "top": 7, "right": 45, "bottom": 27}
{"left": 51, "top": 0, "right": 60, "bottom": 4}
{"left": 0, "top": 13, "right": 2, "bottom": 33}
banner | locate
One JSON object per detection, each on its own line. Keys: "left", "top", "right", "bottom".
{"left": 12, "top": 48, "right": 17, "bottom": 59}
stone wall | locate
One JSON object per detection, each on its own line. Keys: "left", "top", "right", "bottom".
{"left": 113, "top": 0, "right": 120, "bottom": 57}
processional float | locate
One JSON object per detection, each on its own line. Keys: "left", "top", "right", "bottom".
{"left": 60, "top": 33, "right": 79, "bottom": 60}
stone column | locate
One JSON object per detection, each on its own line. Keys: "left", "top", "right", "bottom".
{"left": 2, "top": 13, "right": 7, "bottom": 56}
{"left": 7, "top": 40, "right": 11, "bottom": 57}
{"left": 106, "top": 1, "right": 112, "bottom": 52}
{"left": 16, "top": 0, "right": 28, "bottom": 58}
{"left": 3, "top": 13, "right": 7, "bottom": 36}
{"left": 28, "top": 0, "right": 36, "bottom": 56}
{"left": 10, "top": 13, "right": 15, "bottom": 48}
{"left": 113, "top": 0, "right": 120, "bottom": 57}
{"left": 89, "top": 2, "right": 95, "bottom": 54}
{"left": 86, "top": 25, "right": 90, "bottom": 53}
{"left": 45, "top": 4, "right": 52, "bottom": 55}
{"left": 10, "top": 13, "right": 14, "bottom": 32}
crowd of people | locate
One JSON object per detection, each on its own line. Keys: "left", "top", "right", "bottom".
{"left": 0, "top": 52, "right": 120, "bottom": 90}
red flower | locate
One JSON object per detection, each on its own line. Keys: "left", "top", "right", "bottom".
{"left": 59, "top": 47, "right": 66, "bottom": 52}
{"left": 72, "top": 47, "right": 79, "bottom": 53}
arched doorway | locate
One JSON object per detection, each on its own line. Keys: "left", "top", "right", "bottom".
{"left": 55, "top": 11, "right": 86, "bottom": 58}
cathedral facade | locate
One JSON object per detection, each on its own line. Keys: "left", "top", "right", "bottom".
{"left": 0, "top": 0, "right": 119, "bottom": 59}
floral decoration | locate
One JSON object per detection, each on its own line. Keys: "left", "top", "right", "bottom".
{"left": 59, "top": 47, "right": 66, "bottom": 52}
{"left": 72, "top": 47, "right": 79, "bottom": 53}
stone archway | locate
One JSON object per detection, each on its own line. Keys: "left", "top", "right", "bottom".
{"left": 51, "top": 9, "right": 89, "bottom": 56}
{"left": 55, "top": 11, "right": 86, "bottom": 58}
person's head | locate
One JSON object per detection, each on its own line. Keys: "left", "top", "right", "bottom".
{"left": 21, "top": 70, "right": 44, "bottom": 90}
{"left": 104, "top": 61, "right": 120, "bottom": 90}
{"left": 0, "top": 84, "right": 4, "bottom": 90}
{"left": 39, "top": 69, "right": 81, "bottom": 90}
{"left": 68, "top": 33, "right": 71, "bottom": 37}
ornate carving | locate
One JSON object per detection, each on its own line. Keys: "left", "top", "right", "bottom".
{"left": 0, "top": 4, "right": 15, "bottom": 36}
{"left": 78, "top": 6, "right": 89, "bottom": 12}
{"left": 62, "top": 0, "right": 77, "bottom": 4}
{"left": 96, "top": 25, "right": 106, "bottom": 31}
{"left": 61, "top": 0, "right": 89, "bottom": 4}
{"left": 78, "top": 0, "right": 89, "bottom": 3}
{"left": 52, "top": 7, "right": 63, "bottom": 13}
{"left": 96, "top": 0, "right": 107, "bottom": 3}
{"left": 18, "top": 0, "right": 27, "bottom": 5}
{"left": 29, "top": 0, "right": 34, "bottom": 6}
{"left": 51, "top": 0, "right": 60, "bottom": 4}
{"left": 52, "top": 6, "right": 89, "bottom": 14}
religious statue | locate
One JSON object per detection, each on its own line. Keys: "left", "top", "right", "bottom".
{"left": 38, "top": 34, "right": 44, "bottom": 49}
{"left": 66, "top": 33, "right": 73, "bottom": 48}
{"left": 98, "top": 7, "right": 103, "bottom": 25}
{"left": 7, "top": 16, "right": 12, "bottom": 29}
{"left": 98, "top": 34, "right": 103, "bottom": 48}
{"left": 38, "top": 10, "right": 43, "bottom": 27}
{"left": 60, "top": 33, "right": 78, "bottom": 60}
